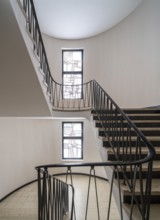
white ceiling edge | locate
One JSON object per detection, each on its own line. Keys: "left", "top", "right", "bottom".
{"left": 34, "top": 0, "right": 143, "bottom": 40}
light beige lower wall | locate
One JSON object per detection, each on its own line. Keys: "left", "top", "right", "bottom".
{"left": 0, "top": 117, "right": 105, "bottom": 199}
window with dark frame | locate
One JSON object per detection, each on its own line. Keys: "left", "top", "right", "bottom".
{"left": 62, "top": 122, "right": 83, "bottom": 159}
{"left": 62, "top": 49, "right": 83, "bottom": 99}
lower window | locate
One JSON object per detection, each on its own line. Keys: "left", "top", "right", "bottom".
{"left": 62, "top": 122, "right": 83, "bottom": 159}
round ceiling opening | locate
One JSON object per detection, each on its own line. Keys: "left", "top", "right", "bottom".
{"left": 34, "top": 0, "right": 142, "bottom": 40}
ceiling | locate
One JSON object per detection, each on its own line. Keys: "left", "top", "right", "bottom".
{"left": 34, "top": 0, "right": 143, "bottom": 40}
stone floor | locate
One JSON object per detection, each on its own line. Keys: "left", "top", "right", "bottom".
{"left": 0, "top": 182, "right": 38, "bottom": 220}
{"left": 0, "top": 175, "right": 120, "bottom": 220}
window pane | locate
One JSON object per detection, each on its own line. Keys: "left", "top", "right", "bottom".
{"left": 63, "top": 74, "right": 82, "bottom": 99}
{"left": 63, "top": 139, "right": 82, "bottom": 159}
{"left": 64, "top": 123, "right": 82, "bottom": 137}
{"left": 63, "top": 51, "right": 82, "bottom": 72}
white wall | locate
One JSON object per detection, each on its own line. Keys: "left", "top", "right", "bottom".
{"left": 93, "top": 0, "right": 160, "bottom": 108}
{"left": 43, "top": 0, "right": 160, "bottom": 108}
{"left": 0, "top": 0, "right": 51, "bottom": 117}
{"left": 0, "top": 117, "right": 105, "bottom": 200}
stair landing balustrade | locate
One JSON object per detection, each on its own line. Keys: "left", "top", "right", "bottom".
{"left": 36, "top": 156, "right": 154, "bottom": 220}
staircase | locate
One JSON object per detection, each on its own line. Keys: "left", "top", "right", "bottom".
{"left": 92, "top": 108, "right": 160, "bottom": 218}
{"left": 13, "top": 0, "right": 156, "bottom": 218}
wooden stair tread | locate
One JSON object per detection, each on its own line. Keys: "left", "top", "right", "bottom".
{"left": 102, "top": 136, "right": 160, "bottom": 141}
{"left": 107, "top": 147, "right": 160, "bottom": 154}
{"left": 96, "top": 119, "right": 160, "bottom": 122}
{"left": 146, "top": 160, "right": 160, "bottom": 170}
{"left": 123, "top": 203, "right": 160, "bottom": 220}
{"left": 120, "top": 179, "right": 160, "bottom": 195}
{"left": 108, "top": 160, "right": 160, "bottom": 171}
{"left": 92, "top": 108, "right": 160, "bottom": 207}
{"left": 127, "top": 113, "right": 160, "bottom": 116}
{"left": 99, "top": 127, "right": 160, "bottom": 131}
{"left": 123, "top": 161, "right": 160, "bottom": 171}
{"left": 95, "top": 120, "right": 160, "bottom": 124}
{"left": 93, "top": 113, "right": 160, "bottom": 116}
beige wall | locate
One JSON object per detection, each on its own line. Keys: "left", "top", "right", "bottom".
{"left": 0, "top": 0, "right": 51, "bottom": 117}
{"left": 43, "top": 0, "right": 160, "bottom": 108}
{"left": 0, "top": 117, "right": 105, "bottom": 199}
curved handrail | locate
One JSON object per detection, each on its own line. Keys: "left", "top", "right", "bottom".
{"left": 92, "top": 80, "right": 156, "bottom": 163}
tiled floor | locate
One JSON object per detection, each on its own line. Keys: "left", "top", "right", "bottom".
{"left": 0, "top": 182, "right": 38, "bottom": 220}
{"left": 0, "top": 175, "right": 120, "bottom": 220}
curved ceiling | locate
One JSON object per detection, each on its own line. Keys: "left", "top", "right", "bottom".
{"left": 34, "top": 0, "right": 143, "bottom": 40}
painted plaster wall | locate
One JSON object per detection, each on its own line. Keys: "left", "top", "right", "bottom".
{"left": 0, "top": 117, "right": 105, "bottom": 199}
{"left": 43, "top": 0, "right": 160, "bottom": 108}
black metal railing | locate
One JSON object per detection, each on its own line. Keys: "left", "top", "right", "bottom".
{"left": 19, "top": 0, "right": 93, "bottom": 111}
{"left": 17, "top": 0, "right": 156, "bottom": 219}
{"left": 36, "top": 154, "right": 154, "bottom": 220}
{"left": 37, "top": 168, "right": 74, "bottom": 220}
{"left": 50, "top": 80, "right": 93, "bottom": 110}
{"left": 91, "top": 80, "right": 155, "bottom": 220}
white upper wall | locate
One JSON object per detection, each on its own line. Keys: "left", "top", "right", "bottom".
{"left": 43, "top": 0, "right": 160, "bottom": 108}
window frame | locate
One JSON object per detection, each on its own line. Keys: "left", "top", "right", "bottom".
{"left": 62, "top": 49, "right": 83, "bottom": 99}
{"left": 62, "top": 122, "right": 83, "bottom": 160}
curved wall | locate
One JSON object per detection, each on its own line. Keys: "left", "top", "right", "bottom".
{"left": 0, "top": 117, "right": 105, "bottom": 200}
{"left": 43, "top": 0, "right": 160, "bottom": 108}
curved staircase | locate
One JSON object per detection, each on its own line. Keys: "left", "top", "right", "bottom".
{"left": 92, "top": 107, "right": 160, "bottom": 218}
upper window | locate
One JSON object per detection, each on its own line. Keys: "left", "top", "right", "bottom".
{"left": 62, "top": 122, "right": 83, "bottom": 160}
{"left": 62, "top": 50, "right": 83, "bottom": 99}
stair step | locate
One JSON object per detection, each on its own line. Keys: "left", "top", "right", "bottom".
{"left": 102, "top": 136, "right": 160, "bottom": 147}
{"left": 133, "top": 120, "right": 160, "bottom": 127}
{"left": 91, "top": 108, "right": 160, "bottom": 115}
{"left": 123, "top": 203, "right": 160, "bottom": 220}
{"left": 99, "top": 127, "right": 160, "bottom": 137}
{"left": 95, "top": 120, "right": 160, "bottom": 128}
{"left": 107, "top": 147, "right": 160, "bottom": 160}
{"left": 123, "top": 108, "right": 160, "bottom": 114}
{"left": 92, "top": 108, "right": 160, "bottom": 206}
{"left": 107, "top": 146, "right": 160, "bottom": 154}
{"left": 93, "top": 114, "right": 160, "bottom": 121}
{"left": 121, "top": 179, "right": 160, "bottom": 204}
{"left": 112, "top": 161, "right": 160, "bottom": 179}
{"left": 128, "top": 114, "right": 160, "bottom": 120}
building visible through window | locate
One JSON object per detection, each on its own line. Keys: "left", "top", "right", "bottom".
{"left": 62, "top": 122, "right": 83, "bottom": 159}
{"left": 62, "top": 49, "right": 83, "bottom": 99}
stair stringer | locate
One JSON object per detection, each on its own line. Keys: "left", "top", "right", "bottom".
{"left": 90, "top": 114, "right": 135, "bottom": 220}
{"left": 10, "top": 0, "right": 53, "bottom": 116}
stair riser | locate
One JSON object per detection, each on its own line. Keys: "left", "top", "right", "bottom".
{"left": 93, "top": 115, "right": 160, "bottom": 120}
{"left": 99, "top": 130, "right": 160, "bottom": 137}
{"left": 124, "top": 109, "right": 160, "bottom": 114}
{"left": 108, "top": 154, "right": 146, "bottom": 161}
{"left": 92, "top": 109, "right": 160, "bottom": 114}
{"left": 103, "top": 140, "right": 160, "bottom": 147}
{"left": 96, "top": 121, "right": 160, "bottom": 128}
{"left": 123, "top": 195, "right": 160, "bottom": 204}
{"left": 115, "top": 171, "right": 160, "bottom": 179}
{"left": 92, "top": 109, "right": 160, "bottom": 207}
{"left": 108, "top": 153, "right": 160, "bottom": 161}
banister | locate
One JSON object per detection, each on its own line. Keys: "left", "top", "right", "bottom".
{"left": 92, "top": 80, "right": 155, "bottom": 161}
